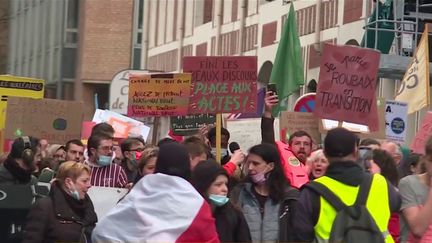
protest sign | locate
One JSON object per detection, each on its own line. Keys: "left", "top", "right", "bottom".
{"left": 319, "top": 98, "right": 386, "bottom": 139}
{"left": 5, "top": 97, "right": 83, "bottom": 144}
{"left": 314, "top": 44, "right": 380, "bottom": 131}
{"left": 108, "top": 117, "right": 132, "bottom": 138}
{"left": 0, "top": 75, "right": 45, "bottom": 130}
{"left": 183, "top": 56, "right": 257, "bottom": 114}
{"left": 87, "top": 187, "right": 128, "bottom": 220}
{"left": 81, "top": 121, "right": 96, "bottom": 140}
{"left": 127, "top": 73, "right": 191, "bottom": 117}
{"left": 226, "top": 118, "right": 279, "bottom": 152}
{"left": 171, "top": 114, "right": 216, "bottom": 136}
{"left": 385, "top": 100, "right": 408, "bottom": 143}
{"left": 411, "top": 112, "right": 432, "bottom": 154}
{"left": 279, "top": 112, "right": 320, "bottom": 144}
{"left": 92, "top": 109, "right": 151, "bottom": 141}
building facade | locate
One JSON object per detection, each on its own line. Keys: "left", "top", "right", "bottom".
{"left": 141, "top": 0, "right": 431, "bottom": 144}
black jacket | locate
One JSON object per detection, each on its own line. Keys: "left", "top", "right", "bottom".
{"left": 213, "top": 202, "right": 251, "bottom": 242}
{"left": 22, "top": 181, "right": 97, "bottom": 243}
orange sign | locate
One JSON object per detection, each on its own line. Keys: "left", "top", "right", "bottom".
{"left": 127, "top": 73, "right": 192, "bottom": 117}
{"left": 108, "top": 117, "right": 131, "bottom": 138}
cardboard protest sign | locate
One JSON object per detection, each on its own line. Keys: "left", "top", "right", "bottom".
{"left": 385, "top": 100, "right": 408, "bottom": 143}
{"left": 183, "top": 56, "right": 257, "bottom": 114}
{"left": 279, "top": 112, "right": 320, "bottom": 144}
{"left": 92, "top": 109, "right": 151, "bottom": 141}
{"left": 5, "top": 97, "right": 83, "bottom": 144}
{"left": 226, "top": 118, "right": 279, "bottom": 152}
{"left": 315, "top": 44, "right": 381, "bottom": 131}
{"left": 411, "top": 112, "right": 432, "bottom": 154}
{"left": 0, "top": 75, "right": 45, "bottom": 130}
{"left": 127, "top": 73, "right": 192, "bottom": 117}
{"left": 171, "top": 114, "right": 216, "bottom": 136}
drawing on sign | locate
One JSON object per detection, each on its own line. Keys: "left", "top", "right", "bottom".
{"left": 183, "top": 56, "right": 257, "bottom": 114}
{"left": 315, "top": 44, "right": 380, "bottom": 131}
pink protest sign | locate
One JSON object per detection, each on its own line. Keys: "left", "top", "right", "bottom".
{"left": 411, "top": 112, "right": 432, "bottom": 155}
{"left": 183, "top": 56, "right": 257, "bottom": 114}
{"left": 314, "top": 44, "right": 381, "bottom": 131}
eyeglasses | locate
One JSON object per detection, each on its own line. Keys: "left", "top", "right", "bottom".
{"left": 128, "top": 148, "right": 145, "bottom": 152}
{"left": 98, "top": 146, "right": 114, "bottom": 152}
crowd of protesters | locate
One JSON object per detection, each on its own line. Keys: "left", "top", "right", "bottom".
{"left": 0, "top": 91, "right": 431, "bottom": 243}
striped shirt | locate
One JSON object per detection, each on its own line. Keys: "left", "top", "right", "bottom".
{"left": 88, "top": 162, "right": 128, "bottom": 188}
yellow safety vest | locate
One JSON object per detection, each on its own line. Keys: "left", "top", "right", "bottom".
{"left": 313, "top": 174, "right": 393, "bottom": 243}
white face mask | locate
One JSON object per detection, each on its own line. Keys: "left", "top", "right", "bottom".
{"left": 211, "top": 148, "right": 228, "bottom": 158}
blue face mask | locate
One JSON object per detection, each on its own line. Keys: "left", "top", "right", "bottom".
{"left": 70, "top": 186, "right": 80, "bottom": 200}
{"left": 209, "top": 194, "right": 229, "bottom": 207}
{"left": 98, "top": 155, "right": 112, "bottom": 167}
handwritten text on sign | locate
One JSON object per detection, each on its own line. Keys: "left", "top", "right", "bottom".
{"left": 314, "top": 44, "right": 380, "bottom": 131}
{"left": 127, "top": 73, "right": 191, "bottom": 117}
{"left": 183, "top": 56, "right": 257, "bottom": 114}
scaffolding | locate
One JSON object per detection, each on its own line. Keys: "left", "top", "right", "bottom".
{"left": 363, "top": 0, "right": 432, "bottom": 79}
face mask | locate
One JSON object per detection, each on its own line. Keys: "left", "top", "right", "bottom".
{"left": 98, "top": 155, "right": 113, "bottom": 167}
{"left": 70, "top": 185, "right": 80, "bottom": 200}
{"left": 211, "top": 148, "right": 228, "bottom": 157}
{"left": 131, "top": 151, "right": 142, "bottom": 166}
{"left": 250, "top": 172, "right": 267, "bottom": 185}
{"left": 209, "top": 194, "right": 229, "bottom": 207}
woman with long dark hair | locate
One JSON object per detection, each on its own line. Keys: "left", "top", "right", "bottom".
{"left": 230, "top": 143, "right": 299, "bottom": 242}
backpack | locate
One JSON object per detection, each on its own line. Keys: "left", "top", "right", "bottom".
{"left": 306, "top": 174, "right": 385, "bottom": 243}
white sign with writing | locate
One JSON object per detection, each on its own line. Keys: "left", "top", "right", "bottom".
{"left": 109, "top": 70, "right": 153, "bottom": 114}
{"left": 385, "top": 100, "right": 408, "bottom": 143}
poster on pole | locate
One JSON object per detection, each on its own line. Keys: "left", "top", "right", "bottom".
{"left": 183, "top": 56, "right": 257, "bottom": 114}
{"left": 171, "top": 114, "right": 216, "bottom": 136}
{"left": 411, "top": 112, "right": 432, "bottom": 155}
{"left": 385, "top": 100, "right": 408, "bottom": 143}
{"left": 314, "top": 44, "right": 381, "bottom": 131}
{"left": 127, "top": 73, "right": 192, "bottom": 117}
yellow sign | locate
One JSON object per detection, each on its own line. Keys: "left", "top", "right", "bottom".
{"left": 395, "top": 26, "right": 430, "bottom": 114}
{"left": 0, "top": 75, "right": 45, "bottom": 130}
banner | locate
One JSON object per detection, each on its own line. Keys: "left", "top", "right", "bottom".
{"left": 0, "top": 75, "right": 45, "bottom": 130}
{"left": 5, "top": 97, "right": 83, "bottom": 144}
{"left": 127, "top": 73, "right": 192, "bottom": 117}
{"left": 171, "top": 114, "right": 216, "bottom": 136}
{"left": 279, "top": 112, "right": 320, "bottom": 144}
{"left": 87, "top": 186, "right": 128, "bottom": 220}
{"left": 226, "top": 118, "right": 279, "bottom": 152}
{"left": 183, "top": 56, "right": 257, "bottom": 114}
{"left": 411, "top": 112, "right": 432, "bottom": 155}
{"left": 314, "top": 44, "right": 381, "bottom": 131}
{"left": 385, "top": 100, "right": 408, "bottom": 143}
{"left": 395, "top": 26, "right": 430, "bottom": 114}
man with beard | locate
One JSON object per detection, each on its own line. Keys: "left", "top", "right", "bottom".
{"left": 261, "top": 91, "right": 312, "bottom": 188}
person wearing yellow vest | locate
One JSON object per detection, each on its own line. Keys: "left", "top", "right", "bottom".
{"left": 261, "top": 91, "right": 311, "bottom": 189}
{"left": 293, "top": 128, "right": 401, "bottom": 242}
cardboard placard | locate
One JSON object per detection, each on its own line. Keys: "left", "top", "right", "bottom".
{"left": 0, "top": 75, "right": 45, "bottom": 130}
{"left": 411, "top": 112, "right": 432, "bottom": 155}
{"left": 315, "top": 44, "right": 380, "bottom": 131}
{"left": 279, "top": 112, "right": 320, "bottom": 145}
{"left": 171, "top": 114, "right": 216, "bottom": 136}
{"left": 225, "top": 118, "right": 280, "bottom": 152}
{"left": 5, "top": 97, "right": 84, "bottom": 144}
{"left": 385, "top": 100, "right": 408, "bottom": 143}
{"left": 127, "top": 73, "right": 192, "bottom": 117}
{"left": 183, "top": 56, "right": 257, "bottom": 114}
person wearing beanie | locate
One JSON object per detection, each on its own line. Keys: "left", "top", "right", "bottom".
{"left": 192, "top": 159, "right": 251, "bottom": 242}
{"left": 92, "top": 143, "right": 220, "bottom": 243}
{"left": 293, "top": 127, "right": 401, "bottom": 243}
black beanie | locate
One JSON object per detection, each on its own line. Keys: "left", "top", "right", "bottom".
{"left": 191, "top": 159, "right": 228, "bottom": 197}
{"left": 324, "top": 127, "right": 358, "bottom": 158}
{"left": 155, "top": 143, "right": 191, "bottom": 181}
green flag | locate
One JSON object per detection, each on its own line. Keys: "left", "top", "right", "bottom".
{"left": 270, "top": 3, "right": 304, "bottom": 117}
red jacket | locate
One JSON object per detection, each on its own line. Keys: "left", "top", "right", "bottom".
{"left": 275, "top": 141, "right": 310, "bottom": 189}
